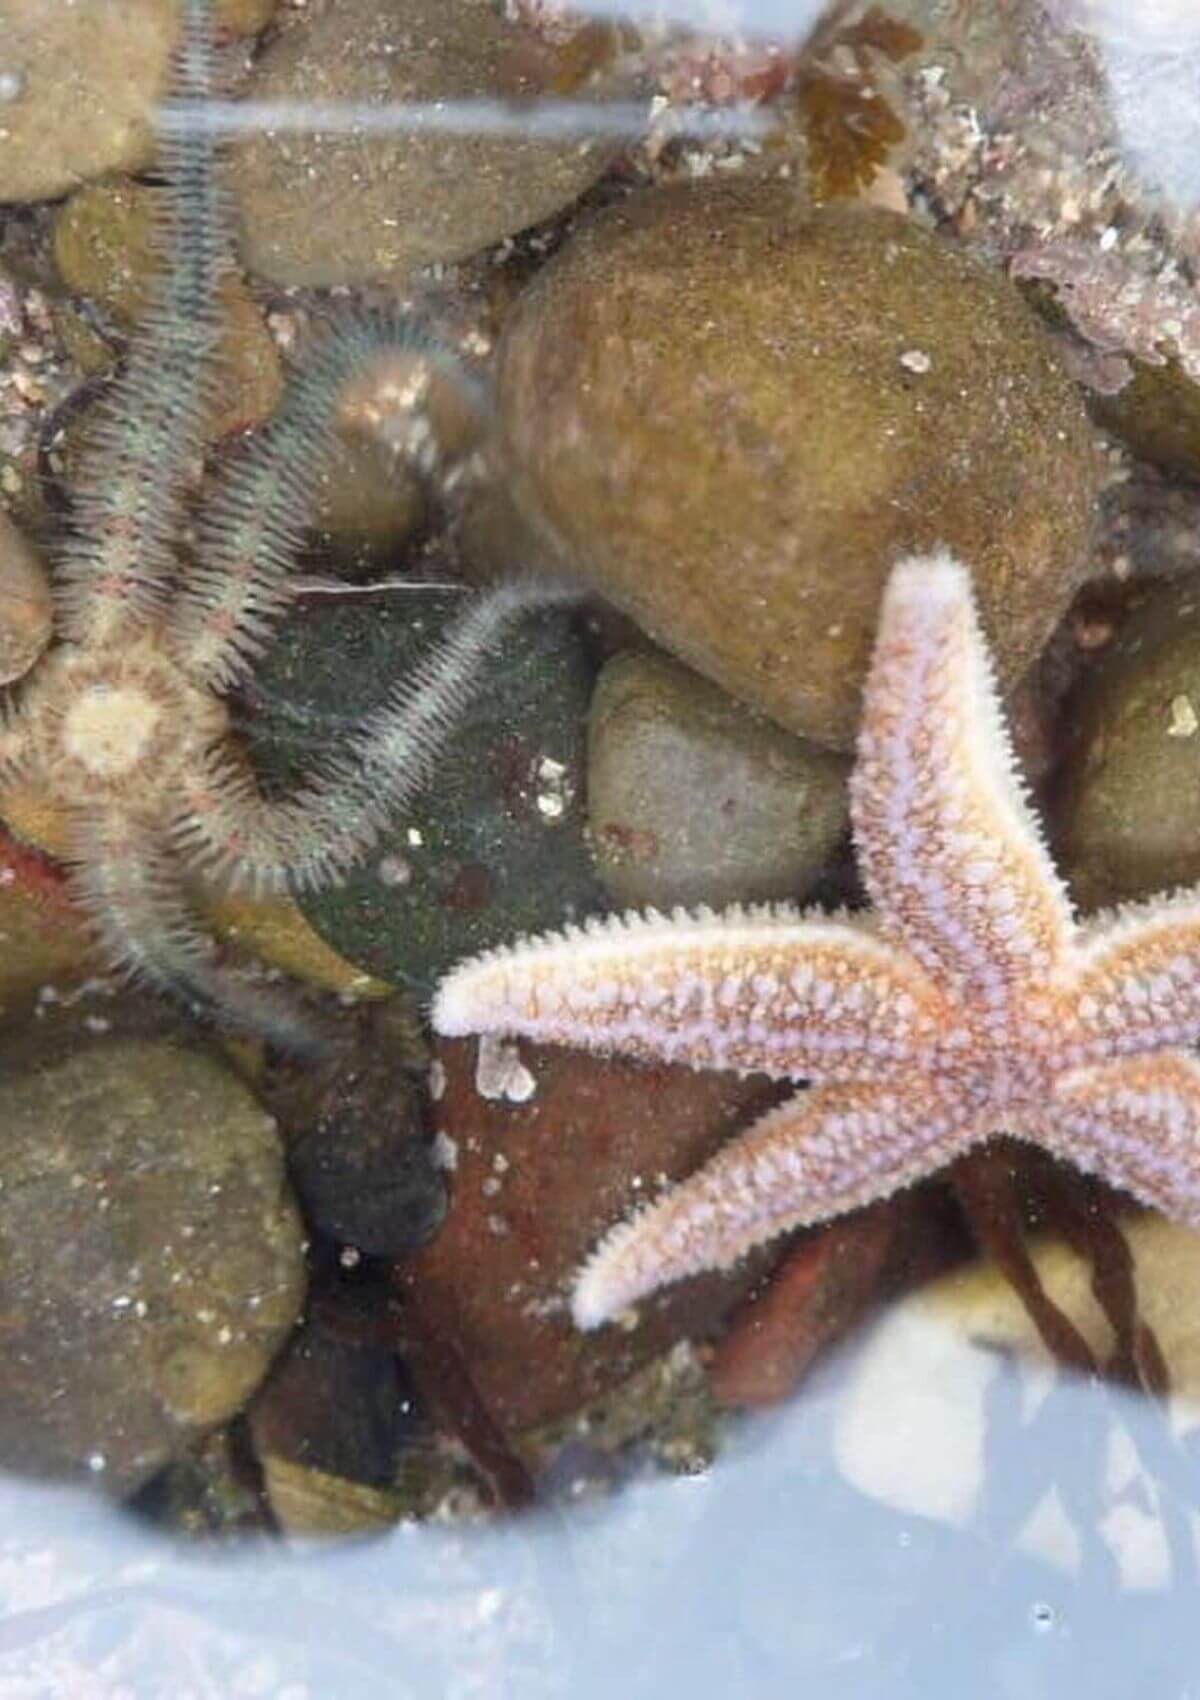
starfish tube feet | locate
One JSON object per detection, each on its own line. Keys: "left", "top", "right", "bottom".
{"left": 1035, "top": 1052, "right": 1200, "bottom": 1225}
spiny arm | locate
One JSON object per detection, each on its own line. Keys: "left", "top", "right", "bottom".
{"left": 169, "top": 314, "right": 486, "bottom": 688}
{"left": 434, "top": 906, "right": 948, "bottom": 1085}
{"left": 58, "top": 0, "right": 225, "bottom": 646}
{"left": 852, "top": 552, "right": 1073, "bottom": 1014}
{"left": 572, "top": 1077, "right": 979, "bottom": 1328}
{"left": 171, "top": 578, "right": 581, "bottom": 891}
{"left": 69, "top": 804, "right": 328, "bottom": 1054}
{"left": 1064, "top": 893, "right": 1200, "bottom": 1057}
{"left": 1033, "top": 1050, "right": 1200, "bottom": 1227}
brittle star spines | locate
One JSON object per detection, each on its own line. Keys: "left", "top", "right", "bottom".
{"left": 171, "top": 310, "right": 487, "bottom": 692}
{"left": 169, "top": 574, "right": 583, "bottom": 896}
{"left": 56, "top": 0, "right": 228, "bottom": 651}
{"left": 0, "top": 0, "right": 577, "bottom": 1047}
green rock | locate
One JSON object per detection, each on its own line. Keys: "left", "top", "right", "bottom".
{"left": 588, "top": 648, "right": 849, "bottom": 909}
{"left": 1055, "top": 574, "right": 1200, "bottom": 911}
{"left": 497, "top": 183, "right": 1100, "bottom": 749}
{"left": 249, "top": 586, "right": 605, "bottom": 991}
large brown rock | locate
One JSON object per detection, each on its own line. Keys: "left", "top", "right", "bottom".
{"left": 0, "top": 0, "right": 178, "bottom": 203}
{"left": 497, "top": 183, "right": 1100, "bottom": 748}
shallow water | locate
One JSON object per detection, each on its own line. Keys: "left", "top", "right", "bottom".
{"left": 2, "top": 0, "right": 1200, "bottom": 1693}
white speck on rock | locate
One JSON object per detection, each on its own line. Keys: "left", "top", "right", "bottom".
{"left": 431, "top": 1129, "right": 458, "bottom": 1171}
{"left": 475, "top": 1033, "right": 537, "bottom": 1102}
{"left": 1167, "top": 694, "right": 1198, "bottom": 738}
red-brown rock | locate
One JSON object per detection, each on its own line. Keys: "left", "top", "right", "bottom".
{"left": 398, "top": 1037, "right": 785, "bottom": 1436}
{"left": 709, "top": 1191, "right": 965, "bottom": 1409}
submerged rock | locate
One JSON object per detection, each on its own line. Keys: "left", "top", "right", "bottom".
{"left": 497, "top": 182, "right": 1100, "bottom": 748}
{"left": 228, "top": 0, "right": 623, "bottom": 287}
{"left": 399, "top": 1035, "right": 782, "bottom": 1436}
{"left": 0, "top": 1032, "right": 304, "bottom": 1492}
{"left": 0, "top": 510, "right": 52, "bottom": 685}
{"left": 833, "top": 1212, "right": 1200, "bottom": 1592}
{"left": 248, "top": 1322, "right": 419, "bottom": 1536}
{"left": 265, "top": 1001, "right": 446, "bottom": 1257}
{"left": 1055, "top": 575, "right": 1200, "bottom": 909}
{"left": 0, "top": 0, "right": 179, "bottom": 203}
{"left": 588, "top": 648, "right": 849, "bottom": 909}
{"left": 53, "top": 177, "right": 284, "bottom": 439}
{"left": 251, "top": 586, "right": 605, "bottom": 992}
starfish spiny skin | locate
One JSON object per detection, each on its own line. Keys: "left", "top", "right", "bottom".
{"left": 435, "top": 549, "right": 1200, "bottom": 1330}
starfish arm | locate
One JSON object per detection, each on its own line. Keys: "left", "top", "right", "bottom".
{"left": 69, "top": 805, "right": 324, "bottom": 1054}
{"left": 1018, "top": 1051, "right": 1200, "bottom": 1226}
{"left": 57, "top": 2, "right": 224, "bottom": 649}
{"left": 851, "top": 552, "right": 1073, "bottom": 1012}
{"left": 171, "top": 580, "right": 581, "bottom": 891}
{"left": 572, "top": 1077, "right": 980, "bottom": 1328}
{"left": 434, "top": 908, "right": 948, "bottom": 1082}
{"left": 1064, "top": 894, "right": 1200, "bottom": 1057}
{"left": 169, "top": 316, "right": 485, "bottom": 689}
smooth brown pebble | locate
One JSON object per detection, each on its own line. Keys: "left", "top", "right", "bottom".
{"left": 0, "top": 510, "right": 53, "bottom": 684}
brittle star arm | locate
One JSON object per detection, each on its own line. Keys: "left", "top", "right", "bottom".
{"left": 69, "top": 805, "right": 326, "bottom": 1053}
{"left": 1018, "top": 1050, "right": 1200, "bottom": 1226}
{"left": 170, "top": 579, "right": 582, "bottom": 892}
{"left": 571, "top": 1077, "right": 980, "bottom": 1328}
{"left": 169, "top": 315, "right": 487, "bottom": 689}
{"left": 433, "top": 908, "right": 948, "bottom": 1084}
{"left": 851, "top": 551, "right": 1074, "bottom": 1014}
{"left": 1063, "top": 893, "right": 1200, "bottom": 1058}
{"left": 58, "top": 0, "right": 225, "bottom": 648}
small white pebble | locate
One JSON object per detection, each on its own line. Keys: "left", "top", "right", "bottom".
{"left": 431, "top": 1129, "right": 458, "bottom": 1171}
{"left": 1167, "top": 695, "right": 1198, "bottom": 739}
{"left": 899, "top": 348, "right": 932, "bottom": 374}
{"left": 475, "top": 1033, "right": 537, "bottom": 1102}
{"left": 376, "top": 854, "right": 411, "bottom": 887}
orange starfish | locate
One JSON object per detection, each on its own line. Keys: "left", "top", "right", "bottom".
{"left": 435, "top": 552, "right": 1200, "bottom": 1329}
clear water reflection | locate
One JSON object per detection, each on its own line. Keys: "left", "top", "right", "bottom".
{"left": 2, "top": 1333, "right": 1199, "bottom": 1697}
{"left": 4, "top": 1, "right": 1200, "bottom": 1693}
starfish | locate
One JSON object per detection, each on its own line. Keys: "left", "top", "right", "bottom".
{"left": 0, "top": 0, "right": 569, "bottom": 1050}
{"left": 435, "top": 550, "right": 1200, "bottom": 1330}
